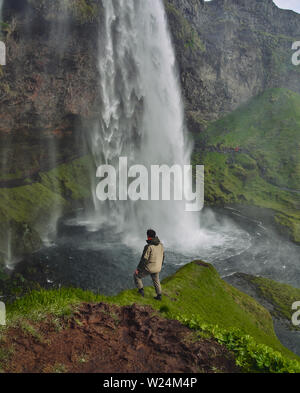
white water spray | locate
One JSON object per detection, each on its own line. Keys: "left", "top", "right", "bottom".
{"left": 0, "top": 0, "right": 13, "bottom": 268}
{"left": 80, "top": 0, "right": 250, "bottom": 254}
{"left": 83, "top": 0, "right": 201, "bottom": 249}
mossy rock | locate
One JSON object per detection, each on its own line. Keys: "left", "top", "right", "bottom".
{"left": 0, "top": 155, "right": 95, "bottom": 263}
{"left": 27, "top": 0, "right": 101, "bottom": 24}
{"left": 193, "top": 88, "right": 300, "bottom": 243}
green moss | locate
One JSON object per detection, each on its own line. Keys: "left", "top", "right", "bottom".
{"left": 194, "top": 88, "right": 300, "bottom": 242}
{"left": 6, "top": 261, "right": 299, "bottom": 363}
{"left": 39, "top": 155, "right": 94, "bottom": 202}
{"left": 68, "top": 0, "right": 100, "bottom": 24}
{"left": 27, "top": 0, "right": 100, "bottom": 24}
{"left": 0, "top": 155, "right": 94, "bottom": 225}
{"left": 246, "top": 275, "right": 300, "bottom": 325}
{"left": 0, "top": 155, "right": 94, "bottom": 264}
{"left": 0, "top": 184, "right": 66, "bottom": 225}
{"left": 165, "top": 2, "right": 206, "bottom": 53}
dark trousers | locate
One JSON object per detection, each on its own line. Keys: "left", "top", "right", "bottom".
{"left": 134, "top": 269, "right": 162, "bottom": 296}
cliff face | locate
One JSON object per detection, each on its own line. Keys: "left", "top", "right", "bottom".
{"left": 0, "top": 0, "right": 299, "bottom": 260}
{"left": 166, "top": 0, "right": 300, "bottom": 129}
{"left": 0, "top": 1, "right": 101, "bottom": 261}
{"left": 0, "top": 0, "right": 101, "bottom": 180}
{"left": 1, "top": 0, "right": 299, "bottom": 172}
{"left": 164, "top": 0, "right": 300, "bottom": 243}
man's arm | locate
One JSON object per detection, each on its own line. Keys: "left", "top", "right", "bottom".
{"left": 137, "top": 245, "right": 151, "bottom": 271}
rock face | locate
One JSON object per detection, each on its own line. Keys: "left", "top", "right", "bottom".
{"left": 164, "top": 0, "right": 300, "bottom": 243}
{"left": 166, "top": 0, "right": 300, "bottom": 129}
{"left": 1, "top": 0, "right": 299, "bottom": 172}
{"left": 1, "top": 0, "right": 299, "bottom": 164}
{"left": 0, "top": 0, "right": 100, "bottom": 179}
{"left": 0, "top": 0, "right": 299, "bottom": 259}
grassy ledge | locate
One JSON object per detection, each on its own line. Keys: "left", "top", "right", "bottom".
{"left": 2, "top": 261, "right": 300, "bottom": 373}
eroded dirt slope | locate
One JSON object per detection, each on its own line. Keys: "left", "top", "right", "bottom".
{"left": 2, "top": 303, "right": 239, "bottom": 373}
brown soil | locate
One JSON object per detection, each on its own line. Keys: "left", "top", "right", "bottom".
{"left": 2, "top": 303, "right": 239, "bottom": 373}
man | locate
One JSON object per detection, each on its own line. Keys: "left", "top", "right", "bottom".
{"left": 134, "top": 229, "right": 165, "bottom": 301}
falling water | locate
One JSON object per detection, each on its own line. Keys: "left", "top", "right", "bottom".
{"left": 34, "top": 1, "right": 78, "bottom": 246}
{"left": 0, "top": 1, "right": 69, "bottom": 262}
{"left": 0, "top": 0, "right": 12, "bottom": 268}
{"left": 3, "top": 0, "right": 256, "bottom": 293}
{"left": 81, "top": 0, "right": 243, "bottom": 253}
{"left": 38, "top": 6, "right": 71, "bottom": 246}
{"left": 83, "top": 0, "right": 194, "bottom": 248}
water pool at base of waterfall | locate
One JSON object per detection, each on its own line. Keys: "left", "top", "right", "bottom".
{"left": 14, "top": 206, "right": 300, "bottom": 295}
{"left": 8, "top": 205, "right": 300, "bottom": 357}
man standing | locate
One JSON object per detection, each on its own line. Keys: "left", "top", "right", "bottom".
{"left": 134, "top": 229, "right": 164, "bottom": 301}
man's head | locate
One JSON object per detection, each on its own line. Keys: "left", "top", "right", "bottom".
{"left": 147, "top": 229, "right": 156, "bottom": 239}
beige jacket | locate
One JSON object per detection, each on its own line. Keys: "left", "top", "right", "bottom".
{"left": 138, "top": 237, "right": 165, "bottom": 274}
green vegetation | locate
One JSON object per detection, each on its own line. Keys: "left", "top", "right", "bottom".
{"left": 52, "top": 363, "right": 67, "bottom": 373}
{"left": 39, "top": 155, "right": 94, "bottom": 202}
{"left": 0, "top": 345, "right": 14, "bottom": 368}
{"left": 0, "top": 155, "right": 94, "bottom": 264}
{"left": 177, "top": 316, "right": 300, "bottom": 373}
{"left": 193, "top": 88, "right": 300, "bottom": 243}
{"left": 254, "top": 30, "right": 300, "bottom": 81}
{"left": 3, "top": 261, "right": 300, "bottom": 372}
{"left": 28, "top": 0, "right": 100, "bottom": 24}
{"left": 241, "top": 274, "right": 300, "bottom": 325}
{"left": 0, "top": 155, "right": 93, "bottom": 224}
{"left": 164, "top": 1, "right": 206, "bottom": 53}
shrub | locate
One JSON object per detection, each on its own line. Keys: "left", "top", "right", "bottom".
{"left": 176, "top": 314, "right": 300, "bottom": 373}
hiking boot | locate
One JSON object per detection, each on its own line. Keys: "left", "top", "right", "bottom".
{"left": 138, "top": 288, "right": 145, "bottom": 297}
{"left": 154, "top": 294, "right": 162, "bottom": 301}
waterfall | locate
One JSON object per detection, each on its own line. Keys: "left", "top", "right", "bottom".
{"left": 83, "top": 0, "right": 207, "bottom": 252}
{"left": 38, "top": 6, "right": 71, "bottom": 246}
{"left": 0, "top": 0, "right": 11, "bottom": 268}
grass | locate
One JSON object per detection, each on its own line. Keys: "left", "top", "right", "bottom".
{"left": 52, "top": 363, "right": 67, "bottom": 373}
{"left": 18, "top": 319, "right": 48, "bottom": 344}
{"left": 242, "top": 274, "right": 300, "bottom": 325}
{"left": 193, "top": 88, "right": 300, "bottom": 243}
{"left": 5, "top": 261, "right": 300, "bottom": 367}
{"left": 0, "top": 345, "right": 14, "bottom": 370}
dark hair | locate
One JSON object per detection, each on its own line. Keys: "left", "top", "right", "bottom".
{"left": 147, "top": 229, "right": 156, "bottom": 238}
